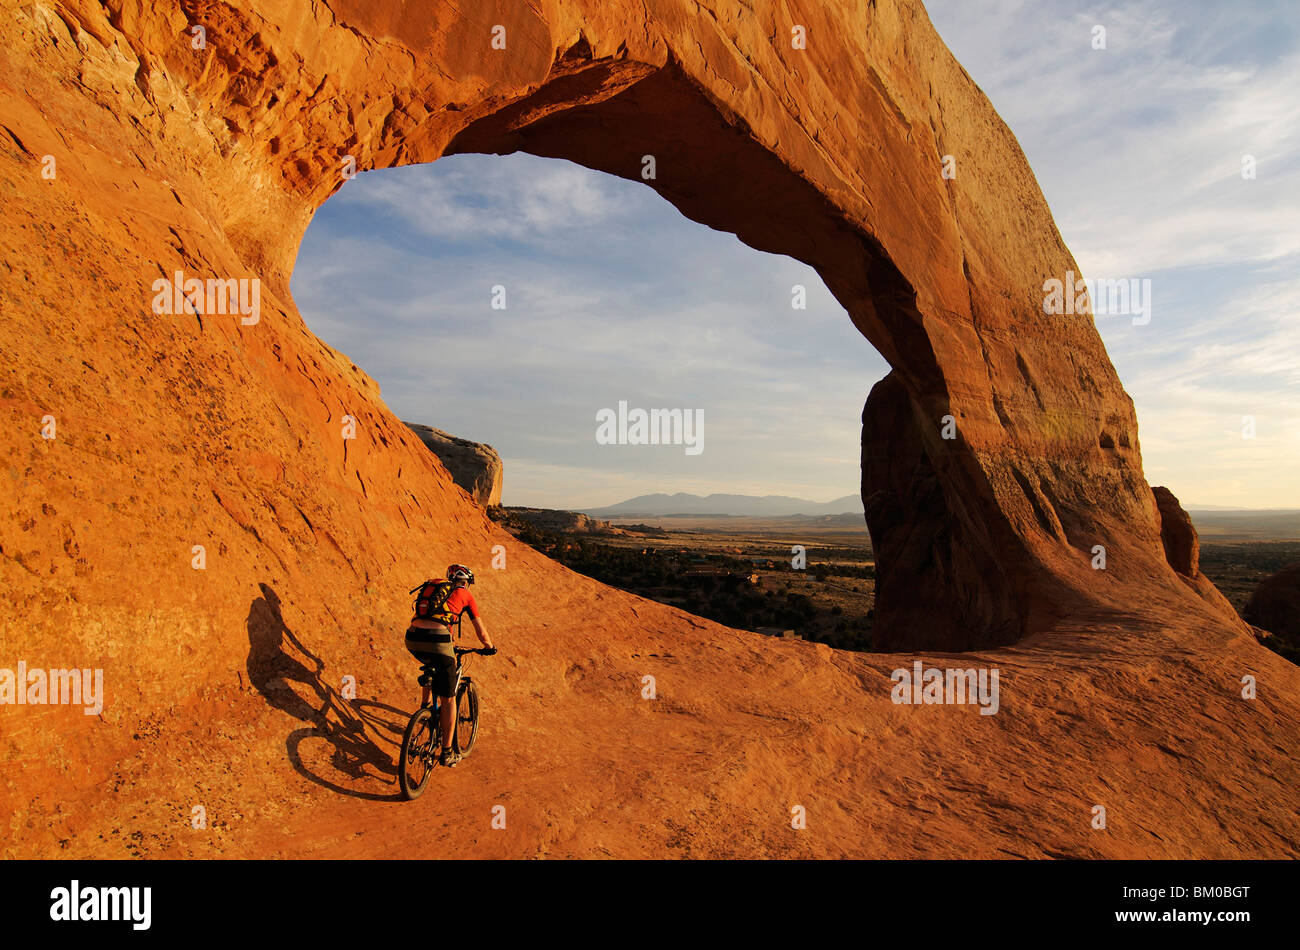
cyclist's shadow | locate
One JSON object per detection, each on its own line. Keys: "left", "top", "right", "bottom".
{"left": 246, "top": 582, "right": 406, "bottom": 802}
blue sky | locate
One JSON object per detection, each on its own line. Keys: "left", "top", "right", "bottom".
{"left": 292, "top": 0, "right": 1298, "bottom": 510}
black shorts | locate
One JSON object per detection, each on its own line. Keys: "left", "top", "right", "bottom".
{"left": 405, "top": 627, "right": 456, "bottom": 697}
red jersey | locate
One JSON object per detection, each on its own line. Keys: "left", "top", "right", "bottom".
{"left": 444, "top": 587, "right": 479, "bottom": 623}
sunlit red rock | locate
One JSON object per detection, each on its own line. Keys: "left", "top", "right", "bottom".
{"left": 1, "top": 0, "right": 1296, "bottom": 859}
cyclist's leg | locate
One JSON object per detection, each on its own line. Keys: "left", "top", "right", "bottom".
{"left": 438, "top": 697, "right": 455, "bottom": 751}
{"left": 404, "top": 629, "right": 438, "bottom": 711}
{"left": 432, "top": 656, "right": 457, "bottom": 753}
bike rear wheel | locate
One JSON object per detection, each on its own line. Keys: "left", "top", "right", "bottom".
{"left": 399, "top": 706, "right": 438, "bottom": 800}
{"left": 454, "top": 681, "right": 479, "bottom": 756}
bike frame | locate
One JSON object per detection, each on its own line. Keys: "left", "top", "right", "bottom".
{"left": 400, "top": 617, "right": 486, "bottom": 798}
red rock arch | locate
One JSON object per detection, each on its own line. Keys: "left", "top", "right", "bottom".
{"left": 315, "top": 20, "right": 1234, "bottom": 648}
{"left": 5, "top": 0, "right": 1235, "bottom": 656}
{"left": 7, "top": 0, "right": 1292, "bottom": 863}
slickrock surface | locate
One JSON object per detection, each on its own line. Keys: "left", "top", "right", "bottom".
{"left": 1, "top": 1, "right": 1295, "bottom": 858}
{"left": 405, "top": 423, "right": 503, "bottom": 507}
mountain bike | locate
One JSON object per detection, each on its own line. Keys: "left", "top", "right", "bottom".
{"left": 398, "top": 646, "right": 490, "bottom": 800}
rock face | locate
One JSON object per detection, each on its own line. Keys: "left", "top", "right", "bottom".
{"left": 404, "top": 423, "right": 503, "bottom": 507}
{"left": 506, "top": 507, "right": 611, "bottom": 534}
{"left": 1244, "top": 565, "right": 1300, "bottom": 658}
{"left": 1153, "top": 486, "right": 1199, "bottom": 576}
{"left": 1149, "top": 484, "right": 1242, "bottom": 617}
{"left": 2, "top": 1, "right": 1296, "bottom": 859}
{"left": 863, "top": 373, "right": 1024, "bottom": 651}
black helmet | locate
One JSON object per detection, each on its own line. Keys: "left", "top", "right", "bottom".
{"left": 446, "top": 563, "right": 475, "bottom": 586}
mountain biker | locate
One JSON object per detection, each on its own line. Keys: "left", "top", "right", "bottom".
{"left": 404, "top": 563, "right": 495, "bottom": 767}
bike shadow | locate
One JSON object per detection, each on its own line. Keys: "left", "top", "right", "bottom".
{"left": 246, "top": 582, "right": 407, "bottom": 802}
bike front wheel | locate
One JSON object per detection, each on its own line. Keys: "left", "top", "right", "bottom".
{"left": 399, "top": 706, "right": 438, "bottom": 800}
{"left": 454, "top": 681, "right": 479, "bottom": 756}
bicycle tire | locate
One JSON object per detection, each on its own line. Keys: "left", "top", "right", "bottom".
{"left": 398, "top": 706, "right": 438, "bottom": 800}
{"left": 454, "top": 680, "right": 479, "bottom": 756}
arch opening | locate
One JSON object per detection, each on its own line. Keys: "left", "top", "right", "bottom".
{"left": 297, "top": 147, "right": 896, "bottom": 649}
{"left": 299, "top": 56, "right": 1055, "bottom": 651}
{"left": 436, "top": 58, "right": 1074, "bottom": 650}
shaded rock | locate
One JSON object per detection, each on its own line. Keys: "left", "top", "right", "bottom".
{"left": 1151, "top": 485, "right": 1245, "bottom": 620}
{"left": 1153, "top": 486, "right": 1198, "bottom": 576}
{"left": 404, "top": 423, "right": 502, "bottom": 507}
{"left": 1244, "top": 564, "right": 1300, "bottom": 660}
{"left": 862, "top": 372, "right": 1025, "bottom": 651}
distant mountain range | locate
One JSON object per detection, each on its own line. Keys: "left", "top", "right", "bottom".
{"left": 577, "top": 493, "right": 1299, "bottom": 538}
{"left": 582, "top": 492, "right": 864, "bottom": 518}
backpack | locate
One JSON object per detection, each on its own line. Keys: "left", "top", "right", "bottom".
{"left": 410, "top": 578, "right": 458, "bottom": 626}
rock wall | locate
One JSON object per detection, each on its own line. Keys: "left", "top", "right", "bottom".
{"left": 405, "top": 423, "right": 503, "bottom": 507}
{"left": 1244, "top": 565, "right": 1300, "bottom": 662}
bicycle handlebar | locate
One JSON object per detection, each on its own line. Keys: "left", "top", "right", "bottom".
{"left": 455, "top": 647, "right": 496, "bottom": 656}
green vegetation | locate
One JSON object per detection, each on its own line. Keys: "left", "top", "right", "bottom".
{"left": 500, "top": 514, "right": 876, "bottom": 650}
{"left": 500, "top": 514, "right": 1298, "bottom": 663}
{"left": 1191, "top": 541, "right": 1300, "bottom": 666}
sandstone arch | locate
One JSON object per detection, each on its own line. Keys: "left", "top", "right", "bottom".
{"left": 305, "top": 5, "right": 1235, "bottom": 649}
{"left": 3, "top": 0, "right": 1238, "bottom": 652}
{"left": 10, "top": 1, "right": 1297, "bottom": 861}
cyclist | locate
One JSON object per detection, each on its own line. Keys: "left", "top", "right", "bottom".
{"left": 404, "top": 563, "right": 495, "bottom": 766}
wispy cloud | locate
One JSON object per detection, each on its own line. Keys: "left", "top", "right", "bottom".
{"left": 927, "top": 0, "right": 1300, "bottom": 507}
{"left": 334, "top": 157, "right": 639, "bottom": 245}
{"left": 294, "top": 154, "right": 886, "bottom": 507}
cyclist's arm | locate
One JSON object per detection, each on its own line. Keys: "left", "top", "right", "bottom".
{"left": 470, "top": 615, "right": 494, "bottom": 650}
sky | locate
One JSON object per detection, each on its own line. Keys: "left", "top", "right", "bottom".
{"left": 291, "top": 0, "right": 1299, "bottom": 510}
